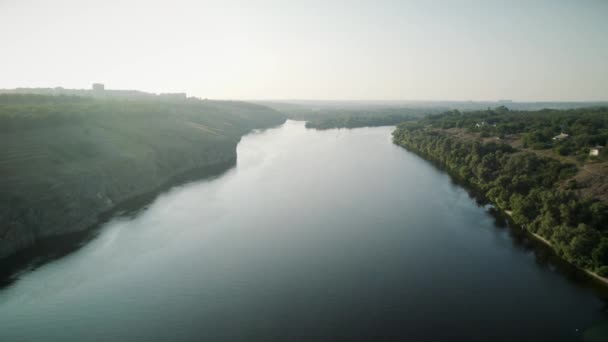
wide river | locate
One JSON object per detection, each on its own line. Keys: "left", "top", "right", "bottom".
{"left": 1, "top": 120, "right": 607, "bottom": 341}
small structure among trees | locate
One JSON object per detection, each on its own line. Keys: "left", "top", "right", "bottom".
{"left": 552, "top": 132, "right": 569, "bottom": 140}
{"left": 590, "top": 146, "right": 604, "bottom": 157}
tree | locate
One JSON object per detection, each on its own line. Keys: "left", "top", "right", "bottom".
{"left": 592, "top": 239, "right": 608, "bottom": 270}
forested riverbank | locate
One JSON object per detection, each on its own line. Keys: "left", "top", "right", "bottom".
{"left": 257, "top": 102, "right": 439, "bottom": 130}
{"left": 4, "top": 121, "right": 608, "bottom": 342}
{"left": 392, "top": 107, "right": 608, "bottom": 280}
{"left": 0, "top": 94, "right": 285, "bottom": 262}
{"left": 305, "top": 114, "right": 417, "bottom": 130}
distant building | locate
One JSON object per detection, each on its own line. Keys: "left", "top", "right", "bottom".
{"left": 475, "top": 121, "right": 487, "bottom": 128}
{"left": 92, "top": 83, "right": 105, "bottom": 91}
{"left": 553, "top": 133, "right": 569, "bottom": 140}
{"left": 590, "top": 146, "right": 603, "bottom": 157}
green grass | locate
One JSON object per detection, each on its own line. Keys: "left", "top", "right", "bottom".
{"left": 0, "top": 94, "right": 285, "bottom": 258}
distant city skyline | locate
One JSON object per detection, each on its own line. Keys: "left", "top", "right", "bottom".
{"left": 1, "top": 0, "right": 607, "bottom": 101}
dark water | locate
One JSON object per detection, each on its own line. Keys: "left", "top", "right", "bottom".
{"left": 1, "top": 121, "right": 607, "bottom": 342}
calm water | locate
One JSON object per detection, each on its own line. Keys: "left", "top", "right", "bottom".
{"left": 1, "top": 120, "right": 607, "bottom": 341}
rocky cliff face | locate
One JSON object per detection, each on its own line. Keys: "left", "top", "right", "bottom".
{"left": 0, "top": 95, "right": 285, "bottom": 259}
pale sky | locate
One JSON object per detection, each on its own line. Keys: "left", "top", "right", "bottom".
{"left": 1, "top": 0, "right": 606, "bottom": 101}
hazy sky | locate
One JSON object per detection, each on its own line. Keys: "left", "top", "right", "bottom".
{"left": 1, "top": 0, "right": 607, "bottom": 101}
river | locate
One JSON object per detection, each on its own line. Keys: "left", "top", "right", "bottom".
{"left": 1, "top": 120, "right": 607, "bottom": 341}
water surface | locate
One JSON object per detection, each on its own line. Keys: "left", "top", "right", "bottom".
{"left": 1, "top": 121, "right": 607, "bottom": 341}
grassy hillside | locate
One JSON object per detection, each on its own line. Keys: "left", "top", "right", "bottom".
{"left": 393, "top": 107, "right": 608, "bottom": 277}
{"left": 0, "top": 94, "right": 285, "bottom": 259}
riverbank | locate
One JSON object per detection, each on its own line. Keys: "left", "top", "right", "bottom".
{"left": 2, "top": 122, "right": 607, "bottom": 342}
{"left": 0, "top": 157, "right": 240, "bottom": 287}
{"left": 501, "top": 210, "right": 608, "bottom": 287}
{"left": 392, "top": 133, "right": 608, "bottom": 289}
{"left": 0, "top": 94, "right": 286, "bottom": 271}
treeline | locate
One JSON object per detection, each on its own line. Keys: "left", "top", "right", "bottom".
{"left": 422, "top": 106, "right": 608, "bottom": 162}
{"left": 393, "top": 111, "right": 608, "bottom": 276}
{"left": 301, "top": 107, "right": 443, "bottom": 130}
{"left": 305, "top": 114, "right": 416, "bottom": 130}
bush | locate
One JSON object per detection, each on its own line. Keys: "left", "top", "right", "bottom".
{"left": 595, "top": 266, "right": 608, "bottom": 277}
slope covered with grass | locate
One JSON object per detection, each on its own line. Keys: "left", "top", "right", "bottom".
{"left": 0, "top": 94, "right": 285, "bottom": 258}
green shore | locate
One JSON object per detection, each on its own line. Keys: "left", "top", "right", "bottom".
{"left": 392, "top": 114, "right": 608, "bottom": 288}
{"left": 0, "top": 94, "right": 286, "bottom": 263}
{"left": 502, "top": 210, "right": 608, "bottom": 287}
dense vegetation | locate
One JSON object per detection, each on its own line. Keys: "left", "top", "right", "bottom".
{"left": 393, "top": 107, "right": 608, "bottom": 277}
{"left": 254, "top": 101, "right": 446, "bottom": 129}
{"left": 301, "top": 108, "right": 440, "bottom": 130}
{"left": 424, "top": 106, "right": 608, "bottom": 160}
{"left": 0, "top": 94, "right": 285, "bottom": 259}
{"left": 305, "top": 114, "right": 417, "bottom": 130}
{"left": 259, "top": 100, "right": 608, "bottom": 130}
